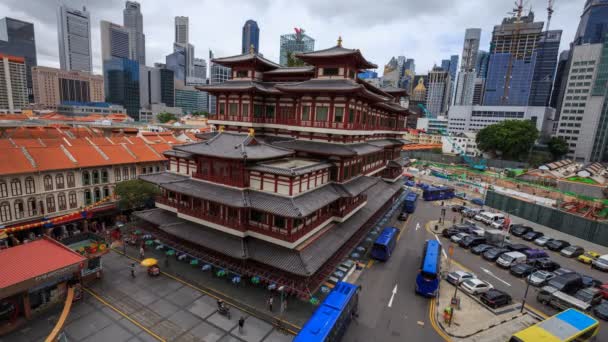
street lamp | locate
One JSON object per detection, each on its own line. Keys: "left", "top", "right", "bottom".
{"left": 520, "top": 268, "right": 537, "bottom": 313}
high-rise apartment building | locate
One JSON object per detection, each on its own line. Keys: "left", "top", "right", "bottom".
{"left": 123, "top": 1, "right": 146, "bottom": 65}
{"left": 57, "top": 6, "right": 92, "bottom": 73}
{"left": 0, "top": 18, "right": 37, "bottom": 102}
{"left": 574, "top": 0, "right": 608, "bottom": 45}
{"left": 426, "top": 66, "right": 451, "bottom": 116}
{"left": 483, "top": 12, "right": 544, "bottom": 106}
{"left": 0, "top": 54, "right": 28, "bottom": 112}
{"left": 279, "top": 28, "right": 314, "bottom": 66}
{"left": 31, "top": 66, "right": 104, "bottom": 108}
{"left": 454, "top": 28, "right": 481, "bottom": 106}
{"left": 528, "top": 30, "right": 562, "bottom": 106}
{"left": 242, "top": 20, "right": 259, "bottom": 54}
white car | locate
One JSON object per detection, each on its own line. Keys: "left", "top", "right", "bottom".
{"left": 446, "top": 271, "right": 476, "bottom": 286}
{"left": 461, "top": 279, "right": 493, "bottom": 295}
{"left": 491, "top": 220, "right": 505, "bottom": 229}
{"left": 534, "top": 235, "right": 553, "bottom": 247}
{"left": 451, "top": 233, "right": 469, "bottom": 243}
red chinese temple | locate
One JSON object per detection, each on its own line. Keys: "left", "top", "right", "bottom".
{"left": 137, "top": 40, "right": 410, "bottom": 299}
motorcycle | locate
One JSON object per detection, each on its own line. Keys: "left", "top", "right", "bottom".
{"left": 217, "top": 305, "right": 231, "bottom": 319}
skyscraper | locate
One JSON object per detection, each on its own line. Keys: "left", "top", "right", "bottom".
{"left": 139, "top": 65, "right": 174, "bottom": 107}
{"left": 100, "top": 21, "right": 130, "bottom": 60}
{"left": 242, "top": 20, "right": 259, "bottom": 54}
{"left": 426, "top": 66, "right": 451, "bottom": 116}
{"left": 57, "top": 5, "right": 92, "bottom": 73}
{"left": 475, "top": 50, "right": 489, "bottom": 78}
{"left": 0, "top": 54, "right": 28, "bottom": 112}
{"left": 172, "top": 16, "right": 195, "bottom": 80}
{"left": 483, "top": 12, "right": 544, "bottom": 106}
{"left": 574, "top": 0, "right": 608, "bottom": 45}
{"left": 175, "top": 16, "right": 189, "bottom": 45}
{"left": 550, "top": 50, "right": 570, "bottom": 111}
{"left": 528, "top": 30, "right": 562, "bottom": 106}
{"left": 279, "top": 28, "right": 314, "bottom": 66}
{"left": 123, "top": 1, "right": 146, "bottom": 65}
{"left": 32, "top": 66, "right": 104, "bottom": 108}
{"left": 193, "top": 58, "right": 207, "bottom": 80}
{"left": 454, "top": 28, "right": 481, "bottom": 106}
{"left": 0, "top": 18, "right": 37, "bottom": 102}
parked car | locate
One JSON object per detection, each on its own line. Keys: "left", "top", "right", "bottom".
{"left": 578, "top": 251, "right": 600, "bottom": 265}
{"left": 528, "top": 270, "right": 556, "bottom": 287}
{"left": 459, "top": 236, "right": 487, "bottom": 249}
{"left": 560, "top": 245, "right": 584, "bottom": 258}
{"left": 471, "top": 244, "right": 494, "bottom": 255}
{"left": 483, "top": 247, "right": 509, "bottom": 261}
{"left": 522, "top": 249, "right": 549, "bottom": 261}
{"left": 581, "top": 275, "right": 602, "bottom": 288}
{"left": 497, "top": 252, "right": 527, "bottom": 268}
{"left": 547, "top": 273, "right": 584, "bottom": 295}
{"left": 592, "top": 255, "right": 608, "bottom": 272}
{"left": 398, "top": 212, "right": 409, "bottom": 221}
{"left": 480, "top": 289, "right": 512, "bottom": 309}
{"left": 554, "top": 268, "right": 576, "bottom": 277}
{"left": 471, "top": 198, "right": 484, "bottom": 206}
{"left": 510, "top": 225, "right": 532, "bottom": 237}
{"left": 594, "top": 301, "right": 608, "bottom": 321}
{"left": 534, "top": 235, "right": 554, "bottom": 247}
{"left": 522, "top": 230, "right": 544, "bottom": 242}
{"left": 451, "top": 205, "right": 466, "bottom": 212}
{"left": 490, "top": 220, "right": 505, "bottom": 229}
{"left": 451, "top": 233, "right": 469, "bottom": 243}
{"left": 600, "top": 284, "right": 608, "bottom": 299}
{"left": 473, "top": 211, "right": 488, "bottom": 222}
{"left": 574, "top": 287, "right": 603, "bottom": 306}
{"left": 546, "top": 240, "right": 571, "bottom": 251}
{"left": 463, "top": 208, "right": 483, "bottom": 218}
{"left": 510, "top": 263, "right": 536, "bottom": 278}
{"left": 461, "top": 279, "right": 493, "bottom": 295}
{"left": 446, "top": 271, "right": 476, "bottom": 286}
{"left": 508, "top": 244, "right": 531, "bottom": 253}
{"left": 531, "top": 258, "right": 561, "bottom": 272}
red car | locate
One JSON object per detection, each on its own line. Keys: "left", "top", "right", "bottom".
{"left": 600, "top": 283, "right": 608, "bottom": 299}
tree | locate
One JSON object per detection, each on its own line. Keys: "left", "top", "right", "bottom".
{"left": 547, "top": 137, "right": 569, "bottom": 160}
{"left": 286, "top": 52, "right": 305, "bottom": 67}
{"left": 114, "top": 180, "right": 160, "bottom": 211}
{"left": 156, "top": 112, "right": 177, "bottom": 123}
{"left": 476, "top": 120, "right": 539, "bottom": 160}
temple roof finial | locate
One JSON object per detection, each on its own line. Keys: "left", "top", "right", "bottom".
{"left": 337, "top": 36, "right": 343, "bottom": 47}
{"left": 249, "top": 44, "right": 255, "bottom": 54}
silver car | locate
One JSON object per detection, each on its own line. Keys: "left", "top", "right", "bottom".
{"left": 446, "top": 271, "right": 476, "bottom": 286}
{"left": 527, "top": 270, "right": 555, "bottom": 287}
{"left": 534, "top": 235, "right": 553, "bottom": 247}
{"left": 451, "top": 232, "right": 469, "bottom": 243}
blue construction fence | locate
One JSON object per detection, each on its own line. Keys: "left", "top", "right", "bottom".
{"left": 484, "top": 191, "right": 608, "bottom": 247}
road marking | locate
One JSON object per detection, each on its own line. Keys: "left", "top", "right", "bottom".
{"left": 428, "top": 298, "right": 452, "bottom": 341}
{"left": 433, "top": 234, "right": 448, "bottom": 259}
{"left": 84, "top": 287, "right": 166, "bottom": 342}
{"left": 388, "top": 284, "right": 398, "bottom": 307}
{"left": 480, "top": 267, "right": 511, "bottom": 287}
{"left": 416, "top": 222, "right": 421, "bottom": 231}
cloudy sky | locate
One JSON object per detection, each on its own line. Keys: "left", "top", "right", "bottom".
{"left": 0, "top": 0, "right": 584, "bottom": 75}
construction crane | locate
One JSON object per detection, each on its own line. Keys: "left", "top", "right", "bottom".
{"left": 416, "top": 104, "right": 487, "bottom": 170}
{"left": 546, "top": 0, "right": 554, "bottom": 31}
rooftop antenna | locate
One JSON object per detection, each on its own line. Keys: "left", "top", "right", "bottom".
{"left": 546, "top": 0, "right": 554, "bottom": 32}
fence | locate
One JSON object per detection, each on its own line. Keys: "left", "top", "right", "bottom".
{"left": 400, "top": 151, "right": 529, "bottom": 169}
{"left": 485, "top": 191, "right": 608, "bottom": 247}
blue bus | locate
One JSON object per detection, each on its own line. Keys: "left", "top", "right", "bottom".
{"left": 294, "top": 282, "right": 360, "bottom": 342}
{"left": 422, "top": 186, "right": 455, "bottom": 201}
{"left": 415, "top": 240, "right": 442, "bottom": 297}
{"left": 403, "top": 192, "right": 418, "bottom": 213}
{"left": 370, "top": 227, "right": 399, "bottom": 261}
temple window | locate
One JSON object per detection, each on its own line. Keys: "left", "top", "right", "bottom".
{"left": 250, "top": 210, "right": 264, "bottom": 223}
{"left": 236, "top": 70, "right": 248, "bottom": 78}
{"left": 348, "top": 109, "right": 355, "bottom": 123}
{"left": 301, "top": 105, "right": 311, "bottom": 121}
{"left": 242, "top": 103, "right": 249, "bottom": 116}
{"left": 334, "top": 107, "right": 344, "bottom": 123}
{"left": 253, "top": 104, "right": 264, "bottom": 118}
{"left": 274, "top": 216, "right": 286, "bottom": 229}
{"left": 266, "top": 105, "right": 275, "bottom": 119}
{"left": 219, "top": 103, "right": 225, "bottom": 115}
{"left": 323, "top": 67, "right": 339, "bottom": 76}
{"left": 315, "top": 106, "right": 328, "bottom": 121}
{"left": 229, "top": 103, "right": 238, "bottom": 116}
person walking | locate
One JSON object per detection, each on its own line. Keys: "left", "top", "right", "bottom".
{"left": 238, "top": 316, "right": 245, "bottom": 334}
{"left": 139, "top": 246, "right": 145, "bottom": 260}
{"left": 268, "top": 296, "right": 274, "bottom": 312}
{"left": 130, "top": 263, "right": 136, "bottom": 278}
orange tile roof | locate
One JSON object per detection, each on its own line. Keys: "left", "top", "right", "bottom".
{"left": 27, "top": 147, "right": 76, "bottom": 171}
{"left": 10, "top": 138, "right": 44, "bottom": 147}
{"left": 97, "top": 144, "right": 137, "bottom": 165}
{"left": 0, "top": 237, "right": 85, "bottom": 293}
{"left": 0, "top": 147, "right": 36, "bottom": 175}
{"left": 0, "top": 140, "right": 15, "bottom": 148}
{"left": 402, "top": 143, "right": 442, "bottom": 151}
{"left": 0, "top": 114, "right": 29, "bottom": 121}
{"left": 64, "top": 145, "right": 109, "bottom": 168}
{"left": 126, "top": 143, "right": 164, "bottom": 163}
{"left": 149, "top": 143, "right": 173, "bottom": 154}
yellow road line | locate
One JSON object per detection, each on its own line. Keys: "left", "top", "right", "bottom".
{"left": 83, "top": 287, "right": 166, "bottom": 342}
{"left": 429, "top": 297, "right": 452, "bottom": 341}
{"left": 111, "top": 248, "right": 300, "bottom": 334}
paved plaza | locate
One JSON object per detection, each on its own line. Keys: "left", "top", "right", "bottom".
{"left": 1, "top": 251, "right": 294, "bottom": 342}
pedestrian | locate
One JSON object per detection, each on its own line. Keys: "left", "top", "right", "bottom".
{"left": 130, "top": 263, "right": 136, "bottom": 278}
{"left": 139, "top": 246, "right": 145, "bottom": 260}
{"left": 238, "top": 316, "right": 245, "bottom": 334}
{"left": 268, "top": 296, "right": 274, "bottom": 312}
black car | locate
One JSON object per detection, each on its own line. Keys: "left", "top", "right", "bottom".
{"left": 451, "top": 205, "right": 466, "bottom": 212}
{"left": 554, "top": 268, "right": 576, "bottom": 277}
{"left": 460, "top": 236, "right": 487, "bottom": 249}
{"left": 508, "top": 243, "right": 531, "bottom": 253}
{"left": 547, "top": 239, "right": 571, "bottom": 251}
{"left": 483, "top": 248, "right": 509, "bottom": 261}
{"left": 442, "top": 228, "right": 463, "bottom": 238}
{"left": 398, "top": 212, "right": 409, "bottom": 221}
{"left": 531, "top": 258, "right": 561, "bottom": 272}
{"left": 522, "top": 230, "right": 544, "bottom": 241}
{"left": 581, "top": 275, "right": 602, "bottom": 288}
{"left": 594, "top": 301, "right": 608, "bottom": 321}
{"left": 510, "top": 263, "right": 535, "bottom": 278}
{"left": 547, "top": 273, "right": 584, "bottom": 295}
{"left": 510, "top": 225, "right": 532, "bottom": 237}
{"left": 471, "top": 244, "right": 494, "bottom": 255}
{"left": 480, "top": 289, "right": 512, "bottom": 309}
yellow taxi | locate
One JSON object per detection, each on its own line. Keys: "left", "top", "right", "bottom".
{"left": 578, "top": 251, "right": 600, "bottom": 264}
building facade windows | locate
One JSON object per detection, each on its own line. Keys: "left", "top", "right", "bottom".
{"left": 0, "top": 202, "right": 11, "bottom": 222}
{"left": 334, "top": 107, "right": 344, "bottom": 123}
{"left": 82, "top": 171, "right": 90, "bottom": 185}
{"left": 10, "top": 179, "right": 22, "bottom": 196}
{"left": 103, "top": 186, "right": 110, "bottom": 198}
{"left": 123, "top": 167, "right": 129, "bottom": 180}
{"left": 27, "top": 198, "right": 37, "bottom": 216}
{"left": 66, "top": 172, "right": 75, "bottom": 187}
{"left": 315, "top": 106, "right": 328, "bottom": 121}
{"left": 115, "top": 168, "right": 121, "bottom": 182}
{"left": 46, "top": 195, "right": 56, "bottom": 213}
{"left": 69, "top": 191, "right": 77, "bottom": 208}
{"left": 94, "top": 187, "right": 101, "bottom": 202}
{"left": 92, "top": 170, "right": 100, "bottom": 184}
{"left": 0, "top": 182, "right": 7, "bottom": 198}
{"left": 301, "top": 106, "right": 310, "bottom": 121}
{"left": 56, "top": 174, "right": 65, "bottom": 189}
{"left": 101, "top": 169, "right": 109, "bottom": 183}
{"left": 84, "top": 189, "right": 92, "bottom": 205}
{"left": 58, "top": 193, "right": 67, "bottom": 211}
{"left": 14, "top": 200, "right": 24, "bottom": 219}
{"left": 130, "top": 167, "right": 136, "bottom": 179}
{"left": 44, "top": 175, "right": 54, "bottom": 191}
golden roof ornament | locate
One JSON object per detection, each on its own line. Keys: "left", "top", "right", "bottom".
{"left": 337, "top": 36, "right": 342, "bottom": 47}
{"left": 249, "top": 44, "right": 255, "bottom": 54}
{"left": 248, "top": 128, "right": 255, "bottom": 137}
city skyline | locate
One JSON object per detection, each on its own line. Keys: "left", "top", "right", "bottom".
{"left": 0, "top": 0, "right": 583, "bottom": 76}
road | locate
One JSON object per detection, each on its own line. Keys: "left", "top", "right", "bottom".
{"left": 344, "top": 201, "right": 447, "bottom": 342}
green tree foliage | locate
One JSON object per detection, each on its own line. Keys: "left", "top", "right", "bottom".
{"left": 547, "top": 137, "right": 569, "bottom": 160}
{"left": 476, "top": 120, "right": 539, "bottom": 160}
{"left": 286, "top": 52, "right": 305, "bottom": 67}
{"left": 156, "top": 112, "right": 178, "bottom": 123}
{"left": 115, "top": 180, "right": 160, "bottom": 211}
